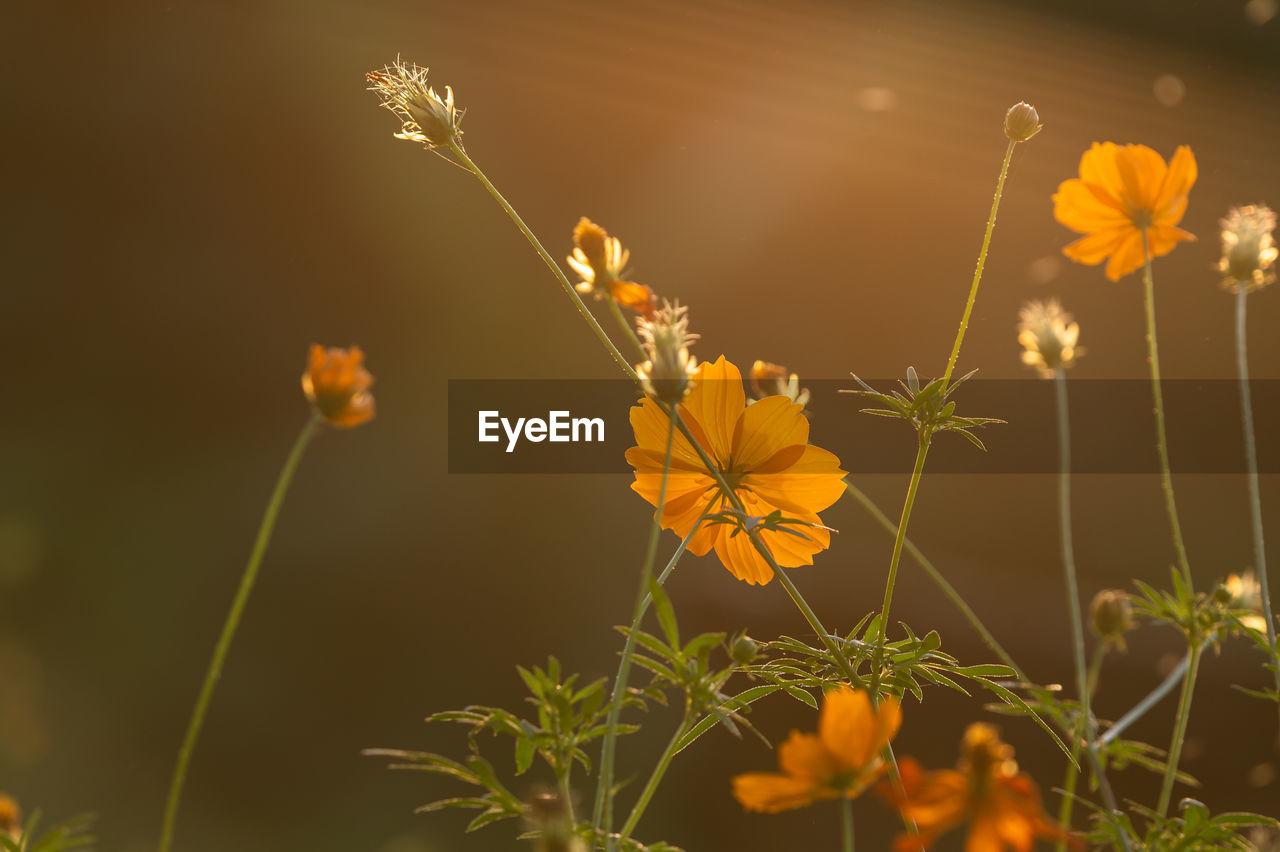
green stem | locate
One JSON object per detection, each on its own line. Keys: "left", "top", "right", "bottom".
{"left": 606, "top": 296, "right": 646, "bottom": 361}
{"left": 447, "top": 139, "right": 639, "bottom": 384}
{"left": 942, "top": 138, "right": 1017, "bottom": 386}
{"left": 617, "top": 705, "right": 692, "bottom": 842}
{"left": 1099, "top": 642, "right": 1206, "bottom": 747}
{"left": 841, "top": 482, "right": 1024, "bottom": 678}
{"left": 594, "top": 413, "right": 677, "bottom": 841}
{"left": 1141, "top": 240, "right": 1193, "bottom": 589}
{"left": 1156, "top": 640, "right": 1201, "bottom": 816}
{"left": 841, "top": 794, "right": 855, "bottom": 852}
{"left": 873, "top": 433, "right": 932, "bottom": 685}
{"left": 158, "top": 416, "right": 320, "bottom": 852}
{"left": 1234, "top": 285, "right": 1280, "bottom": 729}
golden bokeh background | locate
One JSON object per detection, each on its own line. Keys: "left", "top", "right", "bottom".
{"left": 3, "top": 0, "right": 1279, "bottom": 849}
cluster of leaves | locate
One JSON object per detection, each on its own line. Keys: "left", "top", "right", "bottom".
{"left": 364, "top": 657, "right": 629, "bottom": 836}
{"left": 1, "top": 812, "right": 94, "bottom": 852}
{"left": 846, "top": 367, "right": 1002, "bottom": 448}
{"left": 1086, "top": 797, "right": 1279, "bottom": 850}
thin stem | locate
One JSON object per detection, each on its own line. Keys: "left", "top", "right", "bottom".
{"left": 1053, "top": 369, "right": 1121, "bottom": 816}
{"left": 841, "top": 482, "right": 1024, "bottom": 678}
{"left": 446, "top": 139, "right": 639, "bottom": 384}
{"left": 943, "top": 139, "right": 1017, "bottom": 386}
{"left": 841, "top": 795, "right": 855, "bottom": 852}
{"left": 1141, "top": 240, "right": 1193, "bottom": 588}
{"left": 618, "top": 705, "right": 692, "bottom": 842}
{"left": 1156, "top": 641, "right": 1202, "bottom": 816}
{"left": 593, "top": 414, "right": 677, "bottom": 840}
{"left": 1099, "top": 643, "right": 1204, "bottom": 746}
{"left": 1234, "top": 285, "right": 1280, "bottom": 728}
{"left": 606, "top": 296, "right": 646, "bottom": 361}
{"left": 874, "top": 433, "right": 932, "bottom": 685}
{"left": 1056, "top": 647, "right": 1114, "bottom": 852}
{"left": 158, "top": 416, "right": 320, "bottom": 852}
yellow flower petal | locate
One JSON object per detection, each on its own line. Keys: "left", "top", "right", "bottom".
{"left": 731, "top": 395, "right": 809, "bottom": 471}
{"left": 731, "top": 772, "right": 818, "bottom": 813}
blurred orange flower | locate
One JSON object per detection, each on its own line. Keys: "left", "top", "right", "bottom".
{"left": 301, "top": 344, "right": 376, "bottom": 428}
{"left": 881, "top": 723, "right": 1076, "bottom": 852}
{"left": 0, "top": 793, "right": 19, "bottom": 839}
{"left": 733, "top": 687, "right": 901, "bottom": 813}
{"left": 567, "top": 218, "right": 656, "bottom": 315}
{"left": 1053, "top": 142, "right": 1197, "bottom": 282}
{"left": 625, "top": 356, "right": 846, "bottom": 585}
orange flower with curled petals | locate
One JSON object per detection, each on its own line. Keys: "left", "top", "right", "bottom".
{"left": 301, "top": 344, "right": 376, "bottom": 428}
{"left": 733, "top": 687, "right": 901, "bottom": 813}
{"left": 567, "top": 217, "right": 656, "bottom": 315}
{"left": 881, "top": 723, "right": 1077, "bottom": 852}
{"left": 1053, "top": 142, "right": 1197, "bottom": 281}
{"left": 625, "top": 356, "right": 846, "bottom": 585}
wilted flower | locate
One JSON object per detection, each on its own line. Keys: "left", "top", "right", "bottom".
{"left": 0, "top": 793, "right": 19, "bottom": 840}
{"left": 750, "top": 361, "right": 811, "bottom": 410}
{"left": 732, "top": 687, "right": 901, "bottom": 813}
{"left": 881, "top": 723, "right": 1076, "bottom": 851}
{"left": 636, "top": 301, "right": 699, "bottom": 406}
{"left": 567, "top": 218, "right": 655, "bottom": 314}
{"left": 1221, "top": 571, "right": 1270, "bottom": 634}
{"left": 1053, "top": 143, "right": 1197, "bottom": 281}
{"left": 1003, "top": 102, "right": 1042, "bottom": 143}
{"left": 1219, "top": 204, "right": 1278, "bottom": 293}
{"left": 626, "top": 357, "right": 847, "bottom": 585}
{"left": 1090, "top": 589, "right": 1135, "bottom": 650}
{"left": 366, "top": 59, "right": 463, "bottom": 149}
{"left": 1016, "top": 299, "right": 1081, "bottom": 377}
{"left": 302, "top": 345, "right": 376, "bottom": 428}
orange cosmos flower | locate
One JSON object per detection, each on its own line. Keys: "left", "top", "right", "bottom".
{"left": 625, "top": 356, "right": 846, "bottom": 585}
{"left": 733, "top": 687, "right": 902, "bottom": 813}
{"left": 567, "top": 218, "right": 656, "bottom": 315}
{"left": 881, "top": 723, "right": 1076, "bottom": 852}
{"left": 1053, "top": 142, "right": 1197, "bottom": 282}
{"left": 301, "top": 344, "right": 376, "bottom": 428}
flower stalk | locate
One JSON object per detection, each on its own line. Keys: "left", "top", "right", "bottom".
{"left": 1234, "top": 283, "right": 1280, "bottom": 728}
{"left": 159, "top": 416, "right": 320, "bottom": 852}
{"left": 1156, "top": 641, "right": 1202, "bottom": 816}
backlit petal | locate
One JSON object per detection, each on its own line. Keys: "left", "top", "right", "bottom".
{"left": 731, "top": 772, "right": 818, "bottom": 813}
{"left": 731, "top": 395, "right": 809, "bottom": 470}
{"left": 680, "top": 356, "right": 745, "bottom": 468}
{"left": 1052, "top": 179, "right": 1128, "bottom": 234}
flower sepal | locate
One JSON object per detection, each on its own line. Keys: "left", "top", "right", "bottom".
{"left": 845, "top": 367, "right": 1003, "bottom": 448}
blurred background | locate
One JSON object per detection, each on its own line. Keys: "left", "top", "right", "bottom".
{"left": 2, "top": 0, "right": 1279, "bottom": 849}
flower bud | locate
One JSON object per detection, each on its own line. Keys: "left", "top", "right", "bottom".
{"left": 1090, "top": 589, "right": 1134, "bottom": 648}
{"left": 1004, "top": 102, "right": 1042, "bottom": 143}
{"left": 730, "top": 632, "right": 760, "bottom": 665}
{"left": 527, "top": 788, "right": 585, "bottom": 852}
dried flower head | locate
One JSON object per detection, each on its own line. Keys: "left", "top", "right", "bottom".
{"left": 732, "top": 687, "right": 901, "bottom": 813}
{"left": 0, "top": 794, "right": 19, "bottom": 839}
{"left": 1003, "top": 102, "right": 1042, "bottom": 143}
{"left": 1090, "top": 589, "right": 1135, "bottom": 650}
{"left": 1219, "top": 204, "right": 1278, "bottom": 293}
{"left": 636, "top": 300, "right": 699, "bottom": 405}
{"left": 1221, "top": 571, "right": 1270, "bottom": 634}
{"left": 1053, "top": 143, "right": 1197, "bottom": 281}
{"left": 302, "top": 344, "right": 376, "bottom": 428}
{"left": 526, "top": 788, "right": 586, "bottom": 852}
{"left": 750, "top": 361, "right": 811, "bottom": 409}
{"left": 1017, "top": 299, "right": 1081, "bottom": 377}
{"left": 567, "top": 218, "right": 655, "bottom": 314}
{"left": 366, "top": 59, "right": 463, "bottom": 150}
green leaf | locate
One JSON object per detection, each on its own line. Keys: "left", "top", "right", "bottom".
{"left": 648, "top": 572, "right": 680, "bottom": 650}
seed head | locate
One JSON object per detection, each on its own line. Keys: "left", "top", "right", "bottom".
{"left": 1017, "top": 299, "right": 1081, "bottom": 377}
{"left": 636, "top": 301, "right": 699, "bottom": 406}
{"left": 1219, "top": 204, "right": 1277, "bottom": 293}
{"left": 366, "top": 59, "right": 463, "bottom": 150}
